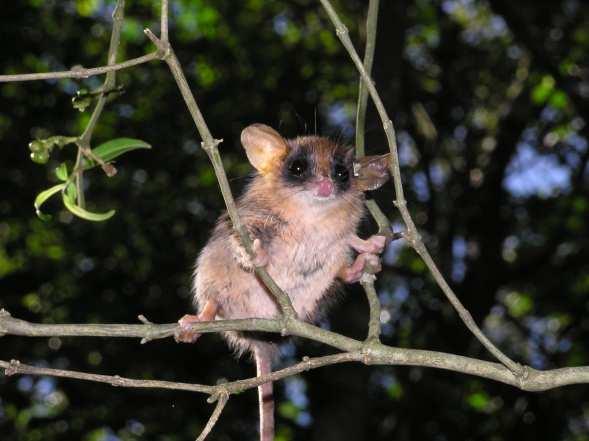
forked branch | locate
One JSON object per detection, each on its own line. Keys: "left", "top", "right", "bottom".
{"left": 318, "top": 0, "right": 523, "bottom": 376}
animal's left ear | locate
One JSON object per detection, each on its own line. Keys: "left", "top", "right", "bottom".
{"left": 353, "top": 153, "right": 391, "bottom": 191}
{"left": 241, "top": 124, "right": 289, "bottom": 175}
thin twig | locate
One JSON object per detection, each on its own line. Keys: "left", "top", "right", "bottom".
{"left": 354, "top": 0, "right": 383, "bottom": 343}
{"left": 0, "top": 352, "right": 362, "bottom": 397}
{"left": 73, "top": 0, "right": 126, "bottom": 206}
{"left": 2, "top": 332, "right": 589, "bottom": 392}
{"left": 143, "top": 27, "right": 297, "bottom": 320}
{"left": 319, "top": 0, "right": 523, "bottom": 376}
{"left": 360, "top": 273, "right": 381, "bottom": 342}
{"left": 160, "top": 0, "right": 169, "bottom": 44}
{"left": 355, "top": 0, "right": 379, "bottom": 158}
{"left": 0, "top": 359, "right": 215, "bottom": 394}
{"left": 0, "top": 52, "right": 158, "bottom": 83}
{"left": 195, "top": 392, "right": 229, "bottom": 441}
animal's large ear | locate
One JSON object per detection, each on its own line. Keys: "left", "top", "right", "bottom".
{"left": 241, "top": 124, "right": 289, "bottom": 174}
{"left": 354, "top": 153, "right": 391, "bottom": 191}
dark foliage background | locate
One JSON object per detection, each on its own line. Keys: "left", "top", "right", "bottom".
{"left": 1, "top": 0, "right": 588, "bottom": 440}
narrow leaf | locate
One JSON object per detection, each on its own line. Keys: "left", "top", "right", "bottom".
{"left": 65, "top": 182, "right": 77, "bottom": 205}
{"left": 55, "top": 163, "right": 68, "bottom": 181}
{"left": 34, "top": 184, "right": 66, "bottom": 219}
{"left": 83, "top": 138, "right": 151, "bottom": 169}
{"left": 62, "top": 193, "right": 115, "bottom": 222}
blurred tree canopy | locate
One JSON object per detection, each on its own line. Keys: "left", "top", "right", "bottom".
{"left": 1, "top": 0, "right": 588, "bottom": 440}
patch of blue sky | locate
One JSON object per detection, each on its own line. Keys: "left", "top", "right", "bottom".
{"left": 504, "top": 143, "right": 572, "bottom": 198}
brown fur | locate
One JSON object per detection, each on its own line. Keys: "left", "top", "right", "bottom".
{"left": 183, "top": 124, "right": 389, "bottom": 441}
{"left": 193, "top": 134, "right": 365, "bottom": 356}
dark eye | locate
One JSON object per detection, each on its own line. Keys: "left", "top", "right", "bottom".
{"left": 288, "top": 158, "right": 308, "bottom": 177}
{"left": 333, "top": 163, "right": 349, "bottom": 183}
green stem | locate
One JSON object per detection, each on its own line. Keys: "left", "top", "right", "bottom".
{"left": 355, "top": 0, "right": 379, "bottom": 158}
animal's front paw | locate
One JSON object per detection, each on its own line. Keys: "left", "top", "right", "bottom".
{"left": 251, "top": 238, "right": 269, "bottom": 267}
{"left": 339, "top": 253, "right": 382, "bottom": 284}
{"left": 175, "top": 314, "right": 202, "bottom": 343}
{"left": 349, "top": 234, "right": 386, "bottom": 255}
{"left": 231, "top": 236, "right": 268, "bottom": 270}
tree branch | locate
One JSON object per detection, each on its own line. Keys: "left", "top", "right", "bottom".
{"left": 0, "top": 52, "right": 159, "bottom": 83}
{"left": 3, "top": 311, "right": 589, "bottom": 392}
{"left": 318, "top": 0, "right": 523, "bottom": 376}
{"left": 142, "top": 26, "right": 297, "bottom": 320}
{"left": 72, "top": 0, "right": 126, "bottom": 206}
{"left": 354, "top": 0, "right": 379, "bottom": 158}
{"left": 354, "top": 0, "right": 384, "bottom": 344}
{"left": 195, "top": 391, "right": 229, "bottom": 441}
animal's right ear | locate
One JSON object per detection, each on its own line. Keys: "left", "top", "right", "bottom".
{"left": 241, "top": 124, "right": 289, "bottom": 174}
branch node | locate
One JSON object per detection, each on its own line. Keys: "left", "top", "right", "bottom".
{"left": 0, "top": 308, "right": 11, "bottom": 317}
{"left": 138, "top": 314, "right": 153, "bottom": 325}
{"left": 111, "top": 375, "right": 124, "bottom": 386}
{"left": 5, "top": 359, "right": 21, "bottom": 376}
{"left": 393, "top": 199, "right": 407, "bottom": 208}
{"left": 360, "top": 272, "right": 377, "bottom": 284}
{"left": 71, "top": 65, "right": 89, "bottom": 79}
{"left": 208, "top": 388, "right": 229, "bottom": 404}
{"left": 383, "top": 119, "right": 393, "bottom": 130}
{"left": 403, "top": 228, "right": 422, "bottom": 248}
{"left": 335, "top": 25, "right": 349, "bottom": 37}
{"left": 516, "top": 363, "right": 530, "bottom": 389}
{"left": 361, "top": 344, "right": 377, "bottom": 365}
{"left": 302, "top": 356, "right": 312, "bottom": 371}
{"left": 144, "top": 28, "right": 171, "bottom": 60}
{"left": 200, "top": 138, "right": 223, "bottom": 153}
{"left": 102, "top": 163, "right": 118, "bottom": 177}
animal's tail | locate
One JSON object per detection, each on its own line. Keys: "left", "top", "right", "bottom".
{"left": 254, "top": 344, "right": 274, "bottom": 441}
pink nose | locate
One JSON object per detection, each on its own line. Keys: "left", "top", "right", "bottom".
{"left": 316, "top": 179, "right": 334, "bottom": 197}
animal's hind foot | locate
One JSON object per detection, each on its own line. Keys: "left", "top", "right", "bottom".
{"left": 175, "top": 314, "right": 202, "bottom": 343}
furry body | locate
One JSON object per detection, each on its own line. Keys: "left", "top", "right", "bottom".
{"left": 178, "top": 124, "right": 389, "bottom": 441}
{"left": 193, "top": 136, "right": 364, "bottom": 355}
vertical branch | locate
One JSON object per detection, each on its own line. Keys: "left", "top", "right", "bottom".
{"left": 355, "top": 0, "right": 380, "bottom": 158}
{"left": 143, "top": 26, "right": 297, "bottom": 320}
{"left": 74, "top": 0, "right": 126, "bottom": 206}
{"left": 355, "top": 0, "right": 383, "bottom": 343}
{"left": 160, "top": 0, "right": 169, "bottom": 44}
{"left": 361, "top": 274, "right": 381, "bottom": 342}
{"left": 319, "top": 0, "right": 523, "bottom": 376}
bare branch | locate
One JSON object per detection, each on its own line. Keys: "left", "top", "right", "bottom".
{"left": 72, "top": 0, "right": 126, "bottom": 206}
{"left": 360, "top": 273, "right": 381, "bottom": 342}
{"left": 318, "top": 0, "right": 523, "bottom": 376}
{"left": 160, "top": 0, "right": 169, "bottom": 44}
{"left": 0, "top": 359, "right": 215, "bottom": 394}
{"left": 0, "top": 351, "right": 363, "bottom": 397}
{"left": 195, "top": 392, "right": 229, "bottom": 441}
{"left": 0, "top": 52, "right": 158, "bottom": 83}
{"left": 3, "top": 311, "right": 589, "bottom": 392}
{"left": 354, "top": 0, "right": 384, "bottom": 344}
{"left": 355, "top": 0, "right": 379, "bottom": 158}
{"left": 143, "top": 27, "right": 297, "bottom": 320}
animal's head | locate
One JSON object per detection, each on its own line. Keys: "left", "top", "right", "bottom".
{"left": 241, "top": 123, "right": 390, "bottom": 205}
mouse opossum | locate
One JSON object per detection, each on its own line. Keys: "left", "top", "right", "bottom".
{"left": 177, "top": 123, "right": 390, "bottom": 441}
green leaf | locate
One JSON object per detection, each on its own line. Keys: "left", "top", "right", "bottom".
{"left": 55, "top": 163, "right": 68, "bottom": 181}
{"left": 278, "top": 402, "right": 299, "bottom": 421}
{"left": 531, "top": 75, "right": 555, "bottom": 105}
{"left": 62, "top": 193, "right": 115, "bottom": 222}
{"left": 504, "top": 291, "right": 533, "bottom": 318}
{"left": 34, "top": 184, "right": 66, "bottom": 219}
{"left": 467, "top": 391, "right": 490, "bottom": 412}
{"left": 65, "top": 182, "right": 77, "bottom": 205}
{"left": 83, "top": 138, "right": 151, "bottom": 169}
